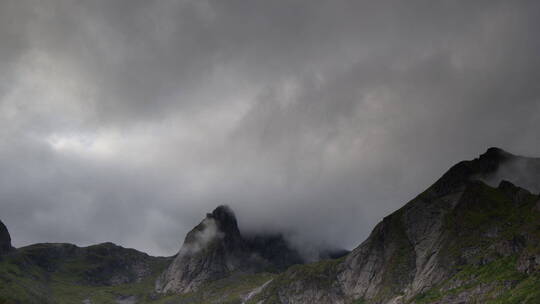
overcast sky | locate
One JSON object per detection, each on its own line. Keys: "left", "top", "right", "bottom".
{"left": 1, "top": 0, "right": 539, "bottom": 256}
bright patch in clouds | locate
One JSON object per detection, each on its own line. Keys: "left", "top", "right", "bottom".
{"left": 46, "top": 131, "right": 119, "bottom": 159}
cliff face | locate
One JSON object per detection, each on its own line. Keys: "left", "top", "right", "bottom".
{"left": 252, "top": 148, "right": 540, "bottom": 304}
{"left": 0, "top": 220, "right": 13, "bottom": 255}
{"left": 156, "top": 205, "right": 305, "bottom": 294}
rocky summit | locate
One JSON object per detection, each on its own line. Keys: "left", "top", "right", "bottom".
{"left": 155, "top": 205, "right": 305, "bottom": 294}
{"left": 0, "top": 220, "right": 13, "bottom": 255}
{"left": 1, "top": 147, "right": 540, "bottom": 303}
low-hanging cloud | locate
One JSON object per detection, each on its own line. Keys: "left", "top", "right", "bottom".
{"left": 179, "top": 218, "right": 223, "bottom": 256}
{"left": 1, "top": 0, "right": 540, "bottom": 256}
{"left": 481, "top": 155, "right": 540, "bottom": 194}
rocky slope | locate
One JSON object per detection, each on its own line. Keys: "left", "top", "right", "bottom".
{"left": 250, "top": 147, "right": 540, "bottom": 303}
{"left": 155, "top": 205, "right": 306, "bottom": 294}
{"left": 0, "top": 220, "right": 13, "bottom": 255}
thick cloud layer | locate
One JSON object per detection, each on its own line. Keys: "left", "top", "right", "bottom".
{"left": 1, "top": 0, "right": 539, "bottom": 256}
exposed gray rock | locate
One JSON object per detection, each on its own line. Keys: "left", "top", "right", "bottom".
{"left": 335, "top": 149, "right": 510, "bottom": 302}
{"left": 156, "top": 206, "right": 248, "bottom": 293}
{"left": 242, "top": 279, "right": 273, "bottom": 304}
{"left": 517, "top": 252, "right": 540, "bottom": 274}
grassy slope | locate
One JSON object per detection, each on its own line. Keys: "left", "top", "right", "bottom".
{"left": 247, "top": 257, "right": 344, "bottom": 304}
{"left": 0, "top": 246, "right": 162, "bottom": 303}
{"left": 412, "top": 256, "right": 540, "bottom": 304}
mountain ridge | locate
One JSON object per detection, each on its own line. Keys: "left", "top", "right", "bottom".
{"left": 1, "top": 147, "right": 539, "bottom": 303}
{"left": 249, "top": 147, "right": 540, "bottom": 303}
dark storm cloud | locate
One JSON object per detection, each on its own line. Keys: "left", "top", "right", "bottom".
{"left": 1, "top": 0, "right": 539, "bottom": 256}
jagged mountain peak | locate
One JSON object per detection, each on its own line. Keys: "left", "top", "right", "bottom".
{"left": 426, "top": 147, "right": 519, "bottom": 198}
{"left": 206, "top": 204, "right": 241, "bottom": 237}
{"left": 480, "top": 146, "right": 513, "bottom": 160}
{"left": 0, "top": 219, "right": 13, "bottom": 255}
{"left": 181, "top": 205, "right": 244, "bottom": 258}
{"left": 208, "top": 204, "right": 236, "bottom": 222}
{"left": 156, "top": 205, "right": 307, "bottom": 294}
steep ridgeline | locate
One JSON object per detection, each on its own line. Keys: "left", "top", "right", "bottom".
{"left": 156, "top": 205, "right": 306, "bottom": 294}
{"left": 0, "top": 220, "right": 13, "bottom": 255}
{"left": 251, "top": 147, "right": 540, "bottom": 304}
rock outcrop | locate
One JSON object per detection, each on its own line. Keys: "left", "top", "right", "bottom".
{"left": 156, "top": 205, "right": 306, "bottom": 294}
{"left": 0, "top": 220, "right": 13, "bottom": 255}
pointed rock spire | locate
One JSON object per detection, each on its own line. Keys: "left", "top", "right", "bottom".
{"left": 156, "top": 205, "right": 306, "bottom": 294}
{"left": 0, "top": 219, "right": 13, "bottom": 254}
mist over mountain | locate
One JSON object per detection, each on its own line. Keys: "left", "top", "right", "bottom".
{"left": 479, "top": 151, "right": 540, "bottom": 194}
{"left": 1, "top": 0, "right": 540, "bottom": 303}
{"left": 1, "top": 147, "right": 540, "bottom": 303}
{"left": 1, "top": 1, "right": 540, "bottom": 257}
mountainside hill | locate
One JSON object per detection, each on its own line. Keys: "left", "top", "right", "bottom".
{"left": 249, "top": 147, "right": 540, "bottom": 304}
{"left": 0, "top": 241, "right": 171, "bottom": 304}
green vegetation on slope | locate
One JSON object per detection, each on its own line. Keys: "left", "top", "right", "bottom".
{"left": 160, "top": 272, "right": 275, "bottom": 304}
{"left": 411, "top": 256, "right": 540, "bottom": 304}
{"left": 247, "top": 257, "right": 344, "bottom": 304}
{"left": 409, "top": 181, "right": 540, "bottom": 304}
{"left": 0, "top": 243, "right": 170, "bottom": 304}
{"left": 247, "top": 181, "right": 540, "bottom": 304}
{"left": 0, "top": 245, "right": 274, "bottom": 304}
